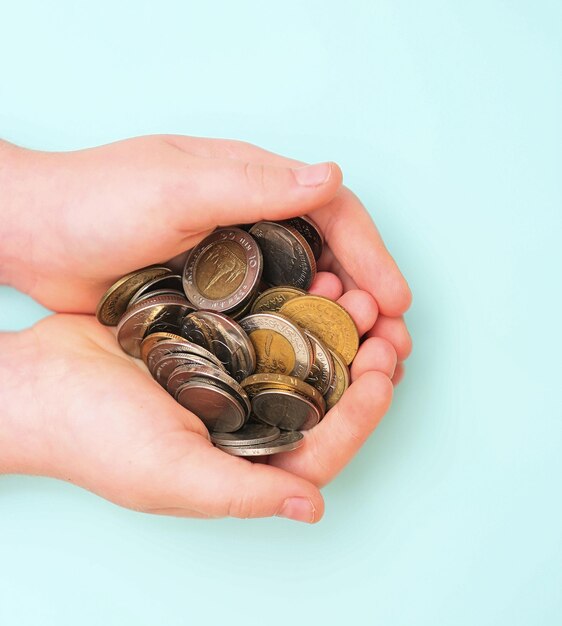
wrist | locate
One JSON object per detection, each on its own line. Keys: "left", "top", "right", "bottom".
{"left": 0, "top": 328, "right": 49, "bottom": 475}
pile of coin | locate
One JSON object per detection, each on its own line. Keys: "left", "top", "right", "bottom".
{"left": 96, "top": 217, "right": 358, "bottom": 457}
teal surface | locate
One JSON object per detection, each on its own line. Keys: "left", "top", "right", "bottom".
{"left": 1, "top": 1, "right": 561, "bottom": 624}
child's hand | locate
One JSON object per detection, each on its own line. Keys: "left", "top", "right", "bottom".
{"left": 2, "top": 136, "right": 411, "bottom": 374}
{"left": 1, "top": 300, "right": 395, "bottom": 522}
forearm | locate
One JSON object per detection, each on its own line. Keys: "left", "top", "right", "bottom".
{"left": 0, "top": 329, "right": 47, "bottom": 475}
{"left": 0, "top": 140, "right": 33, "bottom": 288}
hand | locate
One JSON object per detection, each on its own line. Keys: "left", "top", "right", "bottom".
{"left": 1, "top": 311, "right": 394, "bottom": 522}
{"left": 1, "top": 135, "right": 411, "bottom": 378}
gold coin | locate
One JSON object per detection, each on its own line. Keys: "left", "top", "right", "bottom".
{"left": 280, "top": 295, "right": 359, "bottom": 364}
{"left": 241, "top": 372, "right": 325, "bottom": 414}
{"left": 140, "top": 332, "right": 186, "bottom": 364}
{"left": 250, "top": 286, "right": 306, "bottom": 314}
{"left": 96, "top": 266, "right": 172, "bottom": 326}
{"left": 324, "top": 349, "right": 350, "bottom": 410}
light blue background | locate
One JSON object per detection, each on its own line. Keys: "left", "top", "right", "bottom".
{"left": 1, "top": 1, "right": 560, "bottom": 624}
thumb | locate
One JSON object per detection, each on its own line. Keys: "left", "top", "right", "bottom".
{"left": 160, "top": 437, "right": 325, "bottom": 523}
{"left": 185, "top": 156, "right": 343, "bottom": 226}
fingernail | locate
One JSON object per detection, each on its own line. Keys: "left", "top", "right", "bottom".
{"left": 277, "top": 497, "right": 316, "bottom": 523}
{"left": 293, "top": 162, "right": 332, "bottom": 187}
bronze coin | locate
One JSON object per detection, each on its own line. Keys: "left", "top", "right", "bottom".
{"left": 250, "top": 286, "right": 306, "bottom": 314}
{"left": 249, "top": 221, "right": 316, "bottom": 289}
{"left": 280, "top": 295, "right": 359, "bottom": 364}
{"left": 96, "top": 266, "right": 172, "bottom": 326}
{"left": 182, "top": 228, "right": 262, "bottom": 313}
{"left": 324, "top": 349, "right": 351, "bottom": 410}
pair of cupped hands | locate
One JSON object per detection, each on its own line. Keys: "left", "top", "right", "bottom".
{"left": 0, "top": 135, "right": 412, "bottom": 523}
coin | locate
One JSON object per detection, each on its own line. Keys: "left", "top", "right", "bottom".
{"left": 250, "top": 286, "right": 306, "bottom": 314}
{"left": 166, "top": 363, "right": 251, "bottom": 416}
{"left": 176, "top": 380, "right": 247, "bottom": 433}
{"left": 241, "top": 372, "right": 325, "bottom": 414}
{"left": 239, "top": 313, "right": 313, "bottom": 379}
{"left": 182, "top": 311, "right": 256, "bottom": 381}
{"left": 96, "top": 266, "right": 172, "bottom": 326}
{"left": 146, "top": 339, "right": 225, "bottom": 374}
{"left": 324, "top": 349, "right": 350, "bottom": 410}
{"left": 140, "top": 332, "right": 187, "bottom": 364}
{"left": 216, "top": 429, "right": 304, "bottom": 456}
{"left": 127, "top": 274, "right": 184, "bottom": 308}
{"left": 152, "top": 353, "right": 215, "bottom": 387}
{"left": 280, "top": 295, "right": 359, "bottom": 364}
{"left": 116, "top": 294, "right": 194, "bottom": 357}
{"left": 211, "top": 422, "right": 280, "bottom": 446}
{"left": 251, "top": 388, "right": 322, "bottom": 430}
{"left": 129, "top": 288, "right": 186, "bottom": 307}
{"left": 249, "top": 222, "right": 316, "bottom": 289}
{"left": 304, "top": 330, "right": 335, "bottom": 395}
{"left": 284, "top": 216, "right": 324, "bottom": 261}
{"left": 183, "top": 228, "right": 262, "bottom": 313}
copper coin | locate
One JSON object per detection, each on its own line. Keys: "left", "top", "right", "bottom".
{"left": 176, "top": 380, "right": 247, "bottom": 433}
{"left": 182, "top": 228, "right": 262, "bottom": 313}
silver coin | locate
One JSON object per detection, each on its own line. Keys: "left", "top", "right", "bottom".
{"left": 116, "top": 294, "right": 195, "bottom": 357}
{"left": 152, "top": 353, "right": 214, "bottom": 387}
{"left": 249, "top": 221, "right": 316, "bottom": 289}
{"left": 167, "top": 364, "right": 251, "bottom": 416}
{"left": 127, "top": 274, "right": 184, "bottom": 308}
{"left": 176, "top": 380, "right": 247, "bottom": 433}
{"left": 182, "top": 311, "right": 256, "bottom": 381}
{"left": 146, "top": 339, "right": 225, "bottom": 373}
{"left": 216, "top": 429, "right": 304, "bottom": 456}
{"left": 211, "top": 422, "right": 281, "bottom": 446}
{"left": 128, "top": 288, "right": 186, "bottom": 308}
{"left": 304, "top": 330, "right": 334, "bottom": 396}
{"left": 239, "top": 312, "right": 313, "bottom": 379}
{"left": 182, "top": 228, "right": 263, "bottom": 313}
{"left": 251, "top": 388, "right": 322, "bottom": 431}
{"left": 284, "top": 216, "right": 324, "bottom": 261}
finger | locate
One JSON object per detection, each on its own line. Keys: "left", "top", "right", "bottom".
{"left": 175, "top": 156, "right": 343, "bottom": 230}
{"left": 351, "top": 337, "right": 397, "bottom": 381}
{"left": 368, "top": 315, "right": 413, "bottom": 361}
{"left": 308, "top": 271, "right": 344, "bottom": 300}
{"left": 318, "top": 246, "right": 359, "bottom": 292}
{"left": 271, "top": 371, "right": 393, "bottom": 486}
{"left": 392, "top": 362, "right": 406, "bottom": 386}
{"left": 337, "top": 289, "right": 379, "bottom": 336}
{"left": 159, "top": 436, "right": 324, "bottom": 523}
{"left": 171, "top": 136, "right": 412, "bottom": 316}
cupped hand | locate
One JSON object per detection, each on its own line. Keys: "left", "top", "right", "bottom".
{"left": 10, "top": 275, "right": 397, "bottom": 521}
{"left": 6, "top": 135, "right": 410, "bottom": 318}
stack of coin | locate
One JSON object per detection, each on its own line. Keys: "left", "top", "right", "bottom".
{"left": 96, "top": 216, "right": 358, "bottom": 456}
